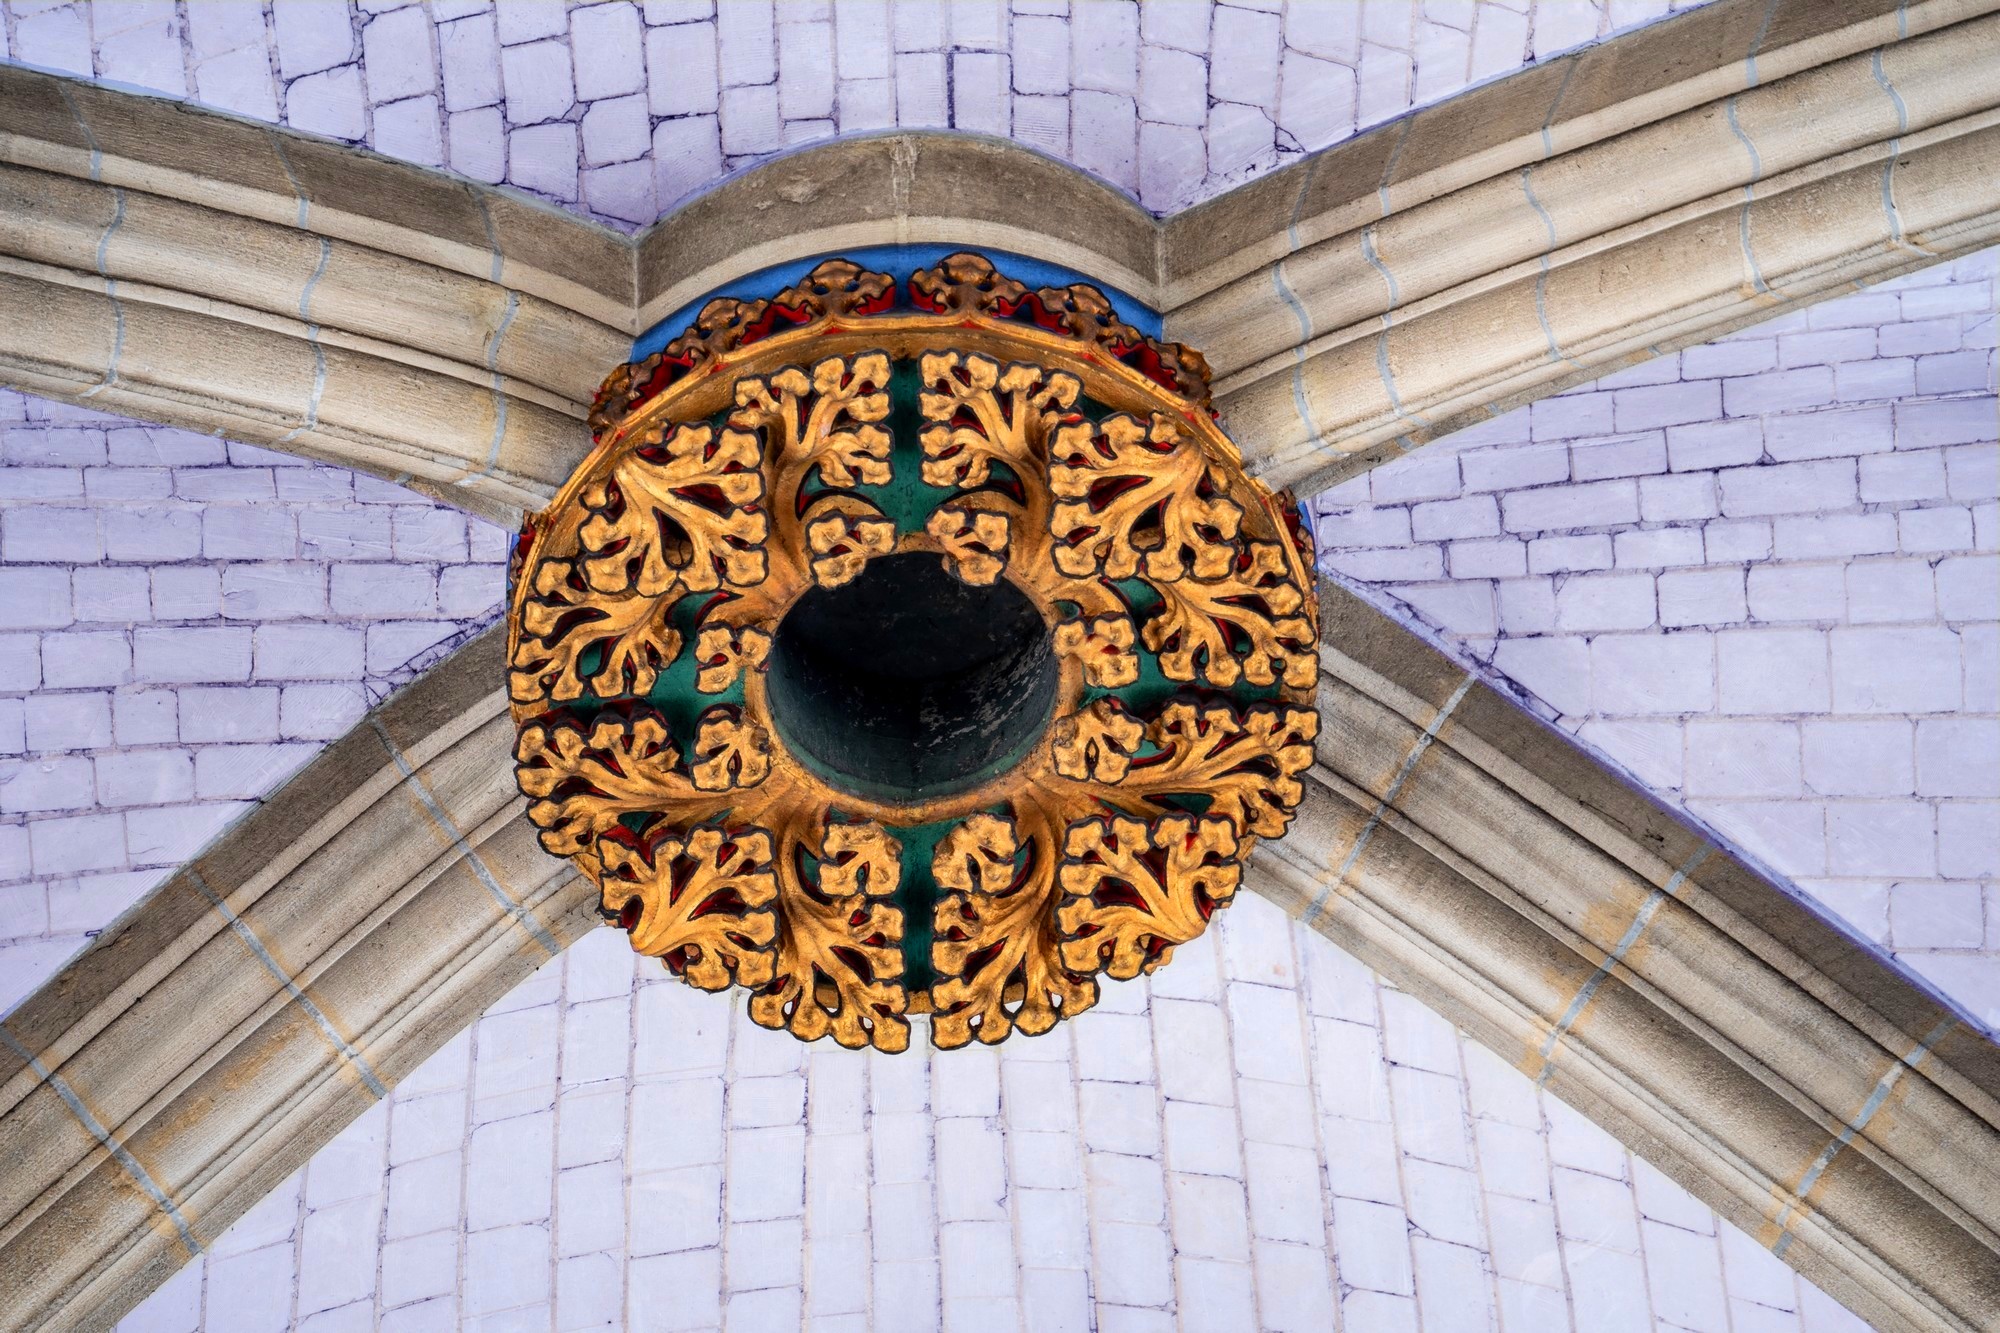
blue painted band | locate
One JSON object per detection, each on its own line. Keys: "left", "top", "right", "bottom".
{"left": 632, "top": 243, "right": 1162, "bottom": 361}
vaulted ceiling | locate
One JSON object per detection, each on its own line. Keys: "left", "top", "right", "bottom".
{"left": 1, "top": 2, "right": 1997, "bottom": 1330}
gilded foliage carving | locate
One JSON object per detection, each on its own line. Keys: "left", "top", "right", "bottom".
{"left": 1049, "top": 413, "right": 1242, "bottom": 582}
{"left": 1057, "top": 814, "right": 1242, "bottom": 980}
{"left": 1051, "top": 612, "right": 1139, "bottom": 688}
{"left": 514, "top": 712, "right": 696, "bottom": 862}
{"left": 748, "top": 820, "right": 909, "bottom": 1052}
{"left": 1050, "top": 698, "right": 1144, "bottom": 783}
{"left": 508, "top": 558, "right": 683, "bottom": 704}
{"left": 517, "top": 252, "right": 1316, "bottom": 1054}
{"left": 578, "top": 423, "right": 768, "bottom": 597}
{"left": 599, "top": 827, "right": 779, "bottom": 991}
{"left": 1143, "top": 542, "right": 1318, "bottom": 690}
{"left": 693, "top": 626, "right": 772, "bottom": 694}
{"left": 930, "top": 813, "right": 1096, "bottom": 1049}
{"left": 1124, "top": 701, "right": 1320, "bottom": 839}
{"left": 925, "top": 505, "right": 1010, "bottom": 586}
{"left": 689, "top": 709, "right": 771, "bottom": 792}
{"left": 806, "top": 506, "right": 896, "bottom": 588}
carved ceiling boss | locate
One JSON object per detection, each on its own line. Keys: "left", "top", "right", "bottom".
{"left": 508, "top": 253, "right": 1319, "bottom": 1052}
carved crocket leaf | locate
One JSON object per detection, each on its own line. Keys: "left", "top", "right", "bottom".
{"left": 749, "top": 821, "right": 909, "bottom": 1052}
{"left": 805, "top": 505, "right": 896, "bottom": 588}
{"left": 925, "top": 505, "right": 1010, "bottom": 586}
{"left": 1051, "top": 612, "right": 1139, "bottom": 688}
{"left": 577, "top": 423, "right": 769, "bottom": 597}
{"left": 1140, "top": 541, "right": 1317, "bottom": 689}
{"left": 513, "top": 711, "right": 691, "bottom": 860}
{"left": 1049, "top": 413, "right": 1243, "bottom": 582}
{"left": 1051, "top": 698, "right": 1145, "bottom": 782}
{"left": 909, "top": 252, "right": 1030, "bottom": 314}
{"left": 1123, "top": 701, "right": 1320, "bottom": 839}
{"left": 509, "top": 558, "right": 683, "bottom": 704}
{"left": 918, "top": 351, "right": 1080, "bottom": 488}
{"left": 1056, "top": 814, "right": 1241, "bottom": 980}
{"left": 693, "top": 626, "right": 772, "bottom": 694}
{"left": 689, "top": 708, "right": 771, "bottom": 791}
{"left": 599, "top": 827, "right": 778, "bottom": 991}
{"left": 930, "top": 812, "right": 1097, "bottom": 1049}
{"left": 731, "top": 354, "right": 893, "bottom": 487}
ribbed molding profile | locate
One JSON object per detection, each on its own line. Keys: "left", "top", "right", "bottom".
{"left": 2, "top": 1, "right": 1998, "bottom": 1327}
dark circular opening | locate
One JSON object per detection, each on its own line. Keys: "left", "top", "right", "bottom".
{"left": 766, "top": 552, "right": 1058, "bottom": 801}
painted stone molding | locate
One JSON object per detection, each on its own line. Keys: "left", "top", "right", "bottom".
{"left": 508, "top": 254, "right": 1319, "bottom": 1052}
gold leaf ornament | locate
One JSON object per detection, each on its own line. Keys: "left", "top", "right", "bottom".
{"left": 930, "top": 812, "right": 1097, "bottom": 1048}
{"left": 693, "top": 625, "right": 773, "bottom": 694}
{"left": 1125, "top": 701, "right": 1320, "bottom": 839}
{"left": 1049, "top": 413, "right": 1243, "bottom": 582}
{"left": 690, "top": 709, "right": 773, "bottom": 792}
{"left": 918, "top": 351, "right": 1080, "bottom": 488}
{"left": 748, "top": 820, "right": 910, "bottom": 1052}
{"left": 1142, "top": 541, "right": 1318, "bottom": 689}
{"left": 1051, "top": 612, "right": 1139, "bottom": 688}
{"left": 599, "top": 826, "right": 779, "bottom": 990}
{"left": 507, "top": 558, "right": 684, "bottom": 704}
{"left": 925, "top": 505, "right": 1011, "bottom": 586}
{"left": 513, "top": 711, "right": 693, "bottom": 860}
{"left": 805, "top": 505, "right": 896, "bottom": 588}
{"left": 1050, "top": 698, "right": 1145, "bottom": 782}
{"left": 1057, "top": 813, "right": 1242, "bottom": 980}
{"left": 577, "top": 423, "right": 769, "bottom": 596}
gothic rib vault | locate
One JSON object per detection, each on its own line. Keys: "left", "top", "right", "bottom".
{"left": 0, "top": 1, "right": 1998, "bottom": 1329}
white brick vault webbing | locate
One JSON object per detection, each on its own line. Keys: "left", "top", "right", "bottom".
{"left": 2, "top": 0, "right": 1718, "bottom": 225}
{"left": 2, "top": 3, "right": 1990, "bottom": 1329}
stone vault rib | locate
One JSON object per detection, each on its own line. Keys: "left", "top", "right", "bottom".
{"left": 1169, "top": 0, "right": 2000, "bottom": 495}
{"left": 1255, "top": 582, "right": 2000, "bottom": 1333}
{"left": 0, "top": 68, "right": 632, "bottom": 528}
{"left": 0, "top": 629, "right": 597, "bottom": 1333}
{"left": 1, "top": 0, "right": 1999, "bottom": 1326}
{"left": 8, "top": 2, "right": 2000, "bottom": 523}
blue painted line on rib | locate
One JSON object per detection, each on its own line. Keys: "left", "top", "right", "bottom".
{"left": 1358, "top": 223, "right": 1427, "bottom": 442}
{"left": 482, "top": 291, "right": 520, "bottom": 474}
{"left": 297, "top": 236, "right": 330, "bottom": 322}
{"left": 0, "top": 1021, "right": 202, "bottom": 1258}
{"left": 1541, "top": 57, "right": 1581, "bottom": 160}
{"left": 276, "top": 345, "right": 328, "bottom": 447}
{"left": 1536, "top": 844, "right": 1714, "bottom": 1086}
{"left": 1870, "top": 49, "right": 1925, "bottom": 256}
{"left": 1359, "top": 224, "right": 1400, "bottom": 310}
{"left": 370, "top": 718, "right": 560, "bottom": 956}
{"left": 1271, "top": 160, "right": 1328, "bottom": 472}
{"left": 472, "top": 188, "right": 505, "bottom": 284}
{"left": 1521, "top": 168, "right": 1587, "bottom": 372}
{"left": 268, "top": 130, "right": 310, "bottom": 229}
{"left": 1377, "top": 116, "right": 1414, "bottom": 217}
{"left": 186, "top": 869, "right": 388, "bottom": 1099}
{"left": 93, "top": 187, "right": 124, "bottom": 277}
{"left": 1745, "top": 0, "right": 1779, "bottom": 87}
{"left": 56, "top": 83, "right": 102, "bottom": 180}
{"left": 1770, "top": 1015, "right": 1956, "bottom": 1257}
{"left": 1300, "top": 674, "right": 1475, "bottom": 928}
{"left": 274, "top": 238, "right": 332, "bottom": 448}
{"left": 1724, "top": 97, "right": 1772, "bottom": 296}
{"left": 79, "top": 188, "right": 128, "bottom": 400}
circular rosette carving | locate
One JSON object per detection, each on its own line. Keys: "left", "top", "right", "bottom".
{"left": 511, "top": 253, "right": 1319, "bottom": 1053}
